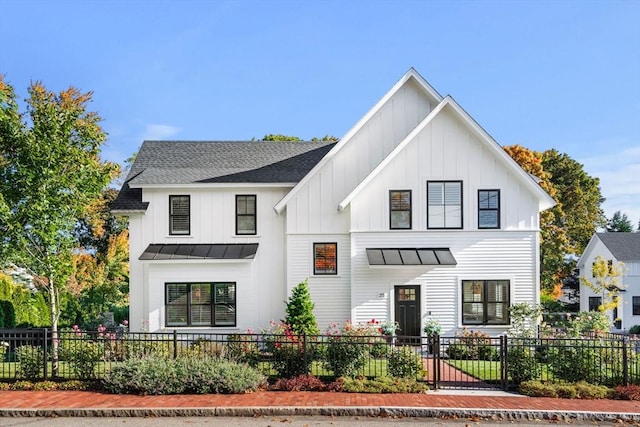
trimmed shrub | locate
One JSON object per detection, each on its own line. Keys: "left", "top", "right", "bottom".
{"left": 59, "top": 335, "right": 104, "bottom": 379}
{"left": 340, "top": 376, "right": 428, "bottom": 393}
{"left": 506, "top": 347, "right": 540, "bottom": 384}
{"left": 547, "top": 340, "right": 623, "bottom": 385}
{"left": 102, "top": 357, "right": 265, "bottom": 395}
{"left": 16, "top": 345, "right": 43, "bottom": 380}
{"left": 324, "top": 321, "right": 379, "bottom": 378}
{"left": 520, "top": 381, "right": 611, "bottom": 399}
{"left": 271, "top": 374, "right": 327, "bottom": 391}
{"left": 0, "top": 300, "right": 16, "bottom": 328}
{"left": 446, "top": 329, "right": 498, "bottom": 361}
{"left": 387, "top": 347, "right": 425, "bottom": 379}
{"left": 629, "top": 325, "right": 640, "bottom": 335}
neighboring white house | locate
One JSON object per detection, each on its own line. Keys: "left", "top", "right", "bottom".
{"left": 113, "top": 68, "right": 555, "bottom": 335}
{"left": 577, "top": 232, "right": 640, "bottom": 331}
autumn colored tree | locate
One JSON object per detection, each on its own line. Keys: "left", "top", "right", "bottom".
{"left": 504, "top": 145, "right": 605, "bottom": 297}
{"left": 0, "top": 77, "right": 118, "bottom": 375}
{"left": 580, "top": 256, "right": 625, "bottom": 314}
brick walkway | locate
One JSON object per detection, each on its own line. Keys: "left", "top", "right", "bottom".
{"left": 1, "top": 390, "right": 638, "bottom": 415}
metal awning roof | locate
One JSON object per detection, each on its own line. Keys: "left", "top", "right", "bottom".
{"left": 366, "top": 248, "right": 456, "bottom": 266}
{"left": 139, "top": 243, "right": 258, "bottom": 260}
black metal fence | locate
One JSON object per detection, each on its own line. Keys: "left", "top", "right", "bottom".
{"left": 1, "top": 328, "right": 638, "bottom": 390}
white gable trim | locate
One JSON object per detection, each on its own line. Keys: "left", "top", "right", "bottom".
{"left": 338, "top": 97, "right": 449, "bottom": 211}
{"left": 338, "top": 96, "right": 556, "bottom": 212}
{"left": 273, "top": 68, "right": 443, "bottom": 215}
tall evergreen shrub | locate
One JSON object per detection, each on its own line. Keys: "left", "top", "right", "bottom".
{"left": 285, "top": 279, "right": 319, "bottom": 335}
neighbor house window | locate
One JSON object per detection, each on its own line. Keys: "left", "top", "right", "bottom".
{"left": 166, "top": 282, "right": 236, "bottom": 327}
{"left": 427, "top": 181, "right": 462, "bottom": 229}
{"left": 236, "top": 195, "right": 257, "bottom": 235}
{"left": 169, "top": 195, "right": 190, "bottom": 235}
{"left": 633, "top": 297, "right": 640, "bottom": 316}
{"left": 314, "top": 243, "right": 337, "bottom": 275}
{"left": 478, "top": 189, "right": 500, "bottom": 229}
{"left": 462, "top": 280, "right": 510, "bottom": 325}
{"left": 390, "top": 190, "right": 412, "bottom": 229}
{"left": 588, "top": 296, "right": 602, "bottom": 312}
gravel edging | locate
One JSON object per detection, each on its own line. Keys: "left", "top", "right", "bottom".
{"left": 0, "top": 406, "right": 638, "bottom": 422}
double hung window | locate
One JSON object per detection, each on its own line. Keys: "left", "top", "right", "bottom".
{"left": 634, "top": 297, "right": 640, "bottom": 316}
{"left": 462, "top": 280, "right": 510, "bottom": 325}
{"left": 169, "top": 195, "right": 190, "bottom": 235}
{"left": 588, "top": 296, "right": 602, "bottom": 312}
{"left": 236, "top": 195, "right": 257, "bottom": 235}
{"left": 478, "top": 190, "right": 500, "bottom": 229}
{"left": 389, "top": 190, "right": 412, "bottom": 229}
{"left": 166, "top": 282, "right": 236, "bottom": 327}
{"left": 427, "top": 181, "right": 462, "bottom": 229}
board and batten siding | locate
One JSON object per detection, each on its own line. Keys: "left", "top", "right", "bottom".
{"left": 349, "top": 106, "right": 540, "bottom": 232}
{"left": 286, "top": 234, "right": 351, "bottom": 328}
{"left": 350, "top": 231, "right": 538, "bottom": 335}
{"left": 286, "top": 79, "right": 435, "bottom": 235}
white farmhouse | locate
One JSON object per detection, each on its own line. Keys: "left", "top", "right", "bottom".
{"left": 577, "top": 232, "right": 640, "bottom": 331}
{"left": 113, "top": 68, "right": 555, "bottom": 335}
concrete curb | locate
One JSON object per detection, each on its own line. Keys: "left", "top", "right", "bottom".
{"left": 0, "top": 406, "right": 638, "bottom": 422}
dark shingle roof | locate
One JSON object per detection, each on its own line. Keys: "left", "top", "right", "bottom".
{"left": 112, "top": 140, "right": 336, "bottom": 212}
{"left": 596, "top": 232, "right": 640, "bottom": 261}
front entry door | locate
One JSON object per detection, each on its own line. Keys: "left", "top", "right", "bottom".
{"left": 395, "top": 285, "right": 421, "bottom": 342}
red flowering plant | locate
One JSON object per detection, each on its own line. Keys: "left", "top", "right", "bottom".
{"left": 262, "top": 320, "right": 314, "bottom": 378}
{"left": 227, "top": 328, "right": 261, "bottom": 367}
{"left": 323, "top": 319, "right": 385, "bottom": 377}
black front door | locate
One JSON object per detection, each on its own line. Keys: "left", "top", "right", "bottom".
{"left": 395, "top": 285, "right": 421, "bottom": 341}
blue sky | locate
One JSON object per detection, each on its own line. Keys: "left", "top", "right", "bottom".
{"left": 1, "top": 0, "right": 638, "bottom": 224}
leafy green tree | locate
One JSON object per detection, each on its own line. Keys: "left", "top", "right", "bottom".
{"left": 0, "top": 273, "right": 49, "bottom": 327}
{"left": 0, "top": 78, "right": 118, "bottom": 375}
{"left": 606, "top": 210, "right": 634, "bottom": 232}
{"left": 284, "top": 279, "right": 319, "bottom": 335}
{"left": 311, "top": 134, "right": 339, "bottom": 142}
{"left": 260, "top": 134, "right": 301, "bottom": 141}
{"left": 504, "top": 145, "right": 605, "bottom": 296}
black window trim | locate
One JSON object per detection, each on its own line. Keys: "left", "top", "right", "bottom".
{"left": 165, "top": 282, "right": 237, "bottom": 327}
{"left": 477, "top": 189, "right": 501, "bottom": 229}
{"left": 427, "top": 180, "right": 463, "bottom": 230}
{"left": 461, "top": 279, "right": 510, "bottom": 326}
{"left": 313, "top": 242, "right": 338, "bottom": 275}
{"left": 633, "top": 296, "right": 640, "bottom": 316}
{"left": 389, "top": 190, "right": 412, "bottom": 230}
{"left": 236, "top": 194, "right": 257, "bottom": 235}
{"left": 169, "top": 195, "right": 190, "bottom": 236}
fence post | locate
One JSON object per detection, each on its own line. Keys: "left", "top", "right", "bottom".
{"left": 431, "top": 334, "right": 440, "bottom": 390}
{"left": 43, "top": 328, "right": 48, "bottom": 380}
{"left": 173, "top": 330, "right": 178, "bottom": 359}
{"left": 302, "top": 333, "right": 308, "bottom": 374}
{"left": 500, "top": 335, "right": 507, "bottom": 391}
{"left": 622, "top": 337, "right": 628, "bottom": 386}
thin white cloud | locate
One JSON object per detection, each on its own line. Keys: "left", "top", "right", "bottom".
{"left": 142, "top": 124, "right": 181, "bottom": 141}
{"left": 579, "top": 145, "right": 640, "bottom": 224}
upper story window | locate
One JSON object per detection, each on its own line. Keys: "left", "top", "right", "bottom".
{"left": 389, "top": 190, "right": 412, "bottom": 229}
{"left": 169, "top": 195, "right": 190, "bottom": 235}
{"left": 314, "top": 242, "right": 337, "bottom": 275}
{"left": 427, "top": 181, "right": 462, "bottom": 229}
{"left": 166, "top": 282, "right": 236, "bottom": 327}
{"left": 236, "top": 195, "right": 257, "bottom": 235}
{"left": 478, "top": 189, "right": 500, "bottom": 229}
{"left": 633, "top": 296, "right": 640, "bottom": 316}
{"left": 462, "top": 280, "right": 510, "bottom": 325}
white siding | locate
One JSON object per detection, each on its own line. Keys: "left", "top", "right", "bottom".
{"left": 286, "top": 78, "right": 434, "bottom": 235}
{"left": 350, "top": 231, "right": 538, "bottom": 335}
{"left": 286, "top": 234, "right": 351, "bottom": 329}
{"left": 130, "top": 186, "right": 289, "bottom": 332}
{"left": 349, "top": 107, "right": 540, "bottom": 232}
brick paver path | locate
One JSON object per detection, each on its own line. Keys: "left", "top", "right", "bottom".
{"left": 1, "top": 390, "right": 638, "bottom": 414}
